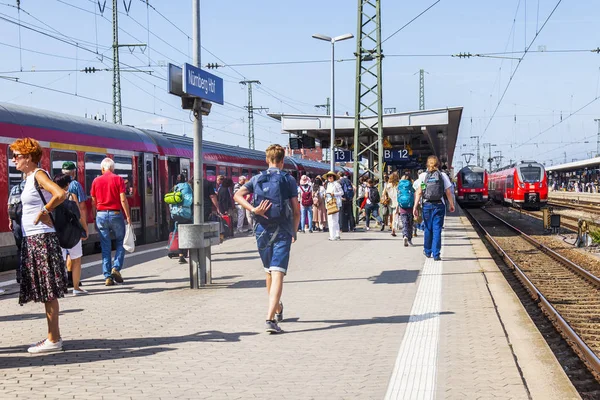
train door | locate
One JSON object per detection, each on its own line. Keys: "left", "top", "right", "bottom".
{"left": 505, "top": 174, "right": 514, "bottom": 202}
{"left": 142, "top": 153, "right": 159, "bottom": 243}
{"left": 180, "top": 158, "right": 190, "bottom": 182}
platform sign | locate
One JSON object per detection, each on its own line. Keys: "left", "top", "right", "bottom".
{"left": 182, "top": 63, "right": 224, "bottom": 105}
{"left": 384, "top": 149, "right": 410, "bottom": 162}
{"left": 334, "top": 150, "right": 353, "bottom": 162}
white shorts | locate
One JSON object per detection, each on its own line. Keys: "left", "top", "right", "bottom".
{"left": 62, "top": 240, "right": 83, "bottom": 260}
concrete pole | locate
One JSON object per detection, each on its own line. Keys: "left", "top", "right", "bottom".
{"left": 192, "top": 0, "right": 202, "bottom": 225}
{"left": 330, "top": 40, "right": 336, "bottom": 172}
{"left": 190, "top": 0, "right": 209, "bottom": 288}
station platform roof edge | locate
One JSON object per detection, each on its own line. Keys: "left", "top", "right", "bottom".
{"left": 269, "top": 106, "right": 463, "bottom": 168}
{"left": 546, "top": 156, "right": 600, "bottom": 172}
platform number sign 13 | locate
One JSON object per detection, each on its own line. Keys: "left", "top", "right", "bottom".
{"left": 334, "top": 150, "right": 354, "bottom": 162}
{"left": 384, "top": 149, "right": 409, "bottom": 161}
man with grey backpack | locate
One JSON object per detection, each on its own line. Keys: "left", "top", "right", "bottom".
{"left": 413, "top": 156, "right": 455, "bottom": 261}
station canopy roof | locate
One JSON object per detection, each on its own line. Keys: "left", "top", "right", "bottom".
{"left": 546, "top": 157, "right": 600, "bottom": 173}
{"left": 269, "top": 107, "right": 463, "bottom": 168}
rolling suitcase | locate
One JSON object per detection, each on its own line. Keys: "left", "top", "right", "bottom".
{"left": 167, "top": 228, "right": 179, "bottom": 258}
{"left": 221, "top": 214, "right": 234, "bottom": 238}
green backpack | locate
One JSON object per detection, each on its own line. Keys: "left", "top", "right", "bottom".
{"left": 164, "top": 188, "right": 182, "bottom": 205}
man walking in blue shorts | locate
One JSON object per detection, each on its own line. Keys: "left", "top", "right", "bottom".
{"left": 234, "top": 144, "right": 300, "bottom": 334}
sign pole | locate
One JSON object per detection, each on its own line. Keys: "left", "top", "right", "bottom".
{"left": 190, "top": 0, "right": 206, "bottom": 288}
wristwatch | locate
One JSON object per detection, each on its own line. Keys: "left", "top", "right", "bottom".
{"left": 41, "top": 206, "right": 49, "bottom": 214}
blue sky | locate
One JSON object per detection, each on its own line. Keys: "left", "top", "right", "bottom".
{"left": 0, "top": 0, "right": 599, "bottom": 167}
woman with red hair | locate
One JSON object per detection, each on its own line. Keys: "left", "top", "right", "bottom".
{"left": 9, "top": 137, "right": 68, "bottom": 353}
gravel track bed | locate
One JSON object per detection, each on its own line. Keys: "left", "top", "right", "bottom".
{"left": 474, "top": 231, "right": 600, "bottom": 399}
{"left": 469, "top": 209, "right": 600, "bottom": 364}
{"left": 488, "top": 205, "right": 600, "bottom": 279}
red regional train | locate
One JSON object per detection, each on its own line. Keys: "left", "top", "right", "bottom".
{"left": 0, "top": 103, "right": 337, "bottom": 263}
{"left": 488, "top": 160, "right": 548, "bottom": 209}
{"left": 455, "top": 165, "right": 488, "bottom": 207}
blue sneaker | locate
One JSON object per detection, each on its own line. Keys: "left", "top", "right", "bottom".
{"left": 265, "top": 320, "right": 283, "bottom": 334}
{"left": 275, "top": 301, "right": 284, "bottom": 323}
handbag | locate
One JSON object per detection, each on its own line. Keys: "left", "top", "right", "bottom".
{"left": 381, "top": 192, "right": 391, "bottom": 206}
{"left": 326, "top": 196, "right": 339, "bottom": 215}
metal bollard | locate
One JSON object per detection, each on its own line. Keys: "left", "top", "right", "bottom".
{"left": 178, "top": 222, "right": 220, "bottom": 288}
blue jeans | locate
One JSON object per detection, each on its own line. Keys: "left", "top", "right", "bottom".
{"left": 364, "top": 203, "right": 383, "bottom": 227}
{"left": 300, "top": 205, "right": 313, "bottom": 231}
{"left": 423, "top": 202, "right": 445, "bottom": 258}
{"left": 255, "top": 224, "right": 292, "bottom": 275}
{"left": 96, "top": 211, "right": 126, "bottom": 278}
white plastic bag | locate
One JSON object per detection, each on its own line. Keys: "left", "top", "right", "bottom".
{"left": 123, "top": 224, "right": 136, "bottom": 253}
{"left": 393, "top": 213, "right": 403, "bottom": 232}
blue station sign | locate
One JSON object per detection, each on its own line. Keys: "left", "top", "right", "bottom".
{"left": 384, "top": 149, "right": 410, "bottom": 161}
{"left": 182, "top": 63, "right": 224, "bottom": 105}
{"left": 334, "top": 150, "right": 354, "bottom": 162}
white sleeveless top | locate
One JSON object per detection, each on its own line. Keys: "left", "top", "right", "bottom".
{"left": 21, "top": 169, "right": 55, "bottom": 237}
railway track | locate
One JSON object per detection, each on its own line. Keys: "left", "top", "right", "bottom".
{"left": 465, "top": 208, "right": 600, "bottom": 382}
{"left": 510, "top": 207, "right": 580, "bottom": 232}
{"left": 549, "top": 199, "right": 600, "bottom": 214}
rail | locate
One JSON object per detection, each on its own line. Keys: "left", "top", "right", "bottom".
{"left": 464, "top": 208, "right": 600, "bottom": 381}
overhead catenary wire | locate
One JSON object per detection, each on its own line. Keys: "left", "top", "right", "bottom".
{"left": 381, "top": 0, "right": 442, "bottom": 45}
{"left": 479, "top": 0, "right": 564, "bottom": 141}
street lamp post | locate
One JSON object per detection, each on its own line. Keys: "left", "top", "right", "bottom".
{"left": 312, "top": 32, "right": 353, "bottom": 171}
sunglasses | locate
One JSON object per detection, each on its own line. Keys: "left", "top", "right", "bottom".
{"left": 11, "top": 153, "right": 27, "bottom": 160}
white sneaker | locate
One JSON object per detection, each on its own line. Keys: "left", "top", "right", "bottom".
{"left": 334, "top": 236, "right": 341, "bottom": 241}
{"left": 403, "top": 237, "right": 409, "bottom": 247}
{"left": 72, "top": 288, "right": 89, "bottom": 296}
{"left": 366, "top": 227, "right": 370, "bottom": 231}
{"left": 27, "top": 338, "right": 63, "bottom": 354}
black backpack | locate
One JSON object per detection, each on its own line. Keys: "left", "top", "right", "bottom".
{"left": 423, "top": 170, "right": 444, "bottom": 202}
{"left": 368, "top": 187, "right": 380, "bottom": 204}
{"left": 8, "top": 181, "right": 25, "bottom": 222}
{"left": 35, "top": 174, "right": 85, "bottom": 249}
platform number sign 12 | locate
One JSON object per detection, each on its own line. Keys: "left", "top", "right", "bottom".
{"left": 384, "top": 149, "right": 410, "bottom": 161}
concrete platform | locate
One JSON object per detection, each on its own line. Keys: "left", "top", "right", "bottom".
{"left": 0, "top": 212, "right": 580, "bottom": 399}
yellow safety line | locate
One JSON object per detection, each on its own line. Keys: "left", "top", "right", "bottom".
{"left": 50, "top": 142, "right": 107, "bottom": 153}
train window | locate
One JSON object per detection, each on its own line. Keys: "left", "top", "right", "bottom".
{"left": 460, "top": 171, "right": 484, "bottom": 188}
{"left": 506, "top": 176, "right": 513, "bottom": 189}
{"left": 7, "top": 148, "right": 22, "bottom": 191}
{"left": 84, "top": 153, "right": 105, "bottom": 196}
{"left": 145, "top": 160, "right": 153, "bottom": 195}
{"left": 114, "top": 156, "right": 134, "bottom": 196}
{"left": 206, "top": 165, "right": 216, "bottom": 182}
{"left": 520, "top": 166, "right": 542, "bottom": 182}
{"left": 218, "top": 166, "right": 227, "bottom": 178}
{"left": 231, "top": 167, "right": 240, "bottom": 182}
{"left": 242, "top": 168, "right": 249, "bottom": 177}
{"left": 50, "top": 150, "right": 77, "bottom": 179}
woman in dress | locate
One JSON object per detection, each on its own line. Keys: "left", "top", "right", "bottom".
{"left": 312, "top": 177, "right": 327, "bottom": 232}
{"left": 385, "top": 172, "right": 400, "bottom": 236}
{"left": 323, "top": 171, "right": 344, "bottom": 241}
{"left": 10, "top": 138, "right": 68, "bottom": 353}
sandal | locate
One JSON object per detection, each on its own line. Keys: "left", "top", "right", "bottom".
{"left": 391, "top": 232, "right": 397, "bottom": 237}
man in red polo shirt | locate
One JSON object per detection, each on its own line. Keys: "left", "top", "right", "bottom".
{"left": 91, "top": 157, "right": 132, "bottom": 286}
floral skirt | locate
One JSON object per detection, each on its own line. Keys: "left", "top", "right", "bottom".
{"left": 19, "top": 232, "right": 68, "bottom": 305}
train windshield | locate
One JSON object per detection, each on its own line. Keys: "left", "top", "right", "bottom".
{"left": 519, "top": 166, "right": 543, "bottom": 182}
{"left": 460, "top": 171, "right": 484, "bottom": 188}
